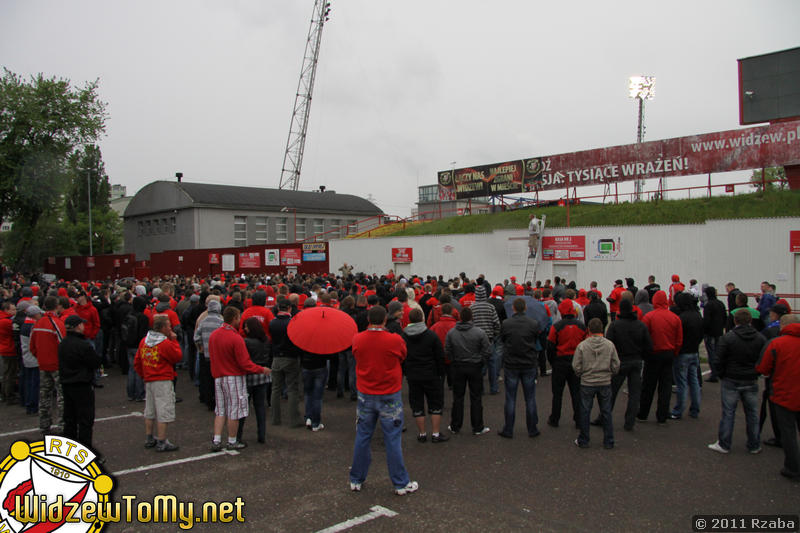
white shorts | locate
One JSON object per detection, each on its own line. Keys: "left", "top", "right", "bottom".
{"left": 144, "top": 380, "right": 176, "bottom": 423}
{"left": 214, "top": 375, "right": 249, "bottom": 420}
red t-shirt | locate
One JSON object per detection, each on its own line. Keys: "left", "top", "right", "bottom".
{"left": 238, "top": 306, "right": 275, "bottom": 338}
{"left": 209, "top": 324, "right": 265, "bottom": 378}
{"left": 352, "top": 327, "right": 407, "bottom": 395}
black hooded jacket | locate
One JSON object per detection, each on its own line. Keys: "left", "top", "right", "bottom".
{"left": 702, "top": 287, "right": 727, "bottom": 337}
{"left": 605, "top": 308, "right": 652, "bottom": 361}
{"left": 716, "top": 325, "right": 766, "bottom": 381}
{"left": 675, "top": 293, "right": 703, "bottom": 354}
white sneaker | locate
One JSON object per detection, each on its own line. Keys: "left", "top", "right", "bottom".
{"left": 395, "top": 481, "right": 419, "bottom": 495}
{"left": 350, "top": 481, "right": 361, "bottom": 492}
{"left": 749, "top": 447, "right": 763, "bottom": 455}
{"left": 473, "top": 427, "right": 491, "bottom": 435}
{"left": 707, "top": 441, "right": 729, "bottom": 454}
{"left": 312, "top": 423, "right": 325, "bottom": 432}
{"left": 305, "top": 418, "right": 312, "bottom": 429}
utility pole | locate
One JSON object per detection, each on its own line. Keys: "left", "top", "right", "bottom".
{"left": 278, "top": 1, "right": 332, "bottom": 191}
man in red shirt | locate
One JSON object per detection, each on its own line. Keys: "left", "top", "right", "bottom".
{"left": 239, "top": 291, "right": 274, "bottom": 338}
{"left": 30, "top": 296, "right": 66, "bottom": 435}
{"left": 135, "top": 315, "right": 183, "bottom": 452}
{"left": 0, "top": 301, "right": 17, "bottom": 404}
{"left": 209, "top": 307, "right": 270, "bottom": 452}
{"left": 638, "top": 291, "right": 683, "bottom": 424}
{"left": 349, "top": 305, "right": 418, "bottom": 495}
{"left": 606, "top": 280, "right": 625, "bottom": 322}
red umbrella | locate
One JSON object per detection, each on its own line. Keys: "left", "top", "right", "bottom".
{"left": 287, "top": 306, "right": 358, "bottom": 355}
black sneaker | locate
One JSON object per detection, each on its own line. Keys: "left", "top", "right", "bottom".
{"left": 547, "top": 419, "right": 559, "bottom": 428}
{"left": 590, "top": 418, "right": 602, "bottom": 427}
{"left": 417, "top": 433, "right": 427, "bottom": 443}
{"left": 156, "top": 440, "right": 179, "bottom": 452}
{"left": 431, "top": 433, "right": 449, "bottom": 443}
{"left": 528, "top": 429, "right": 541, "bottom": 438}
{"left": 144, "top": 436, "right": 156, "bottom": 448}
{"left": 227, "top": 440, "right": 247, "bottom": 450}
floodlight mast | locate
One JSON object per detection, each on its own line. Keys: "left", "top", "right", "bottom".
{"left": 629, "top": 76, "right": 655, "bottom": 201}
{"left": 278, "top": 1, "right": 332, "bottom": 191}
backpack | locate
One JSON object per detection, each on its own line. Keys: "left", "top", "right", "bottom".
{"left": 120, "top": 312, "right": 139, "bottom": 347}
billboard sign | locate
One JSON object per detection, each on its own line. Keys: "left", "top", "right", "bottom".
{"left": 86, "top": 257, "right": 95, "bottom": 268}
{"left": 208, "top": 253, "right": 220, "bottom": 265}
{"left": 541, "top": 236, "right": 585, "bottom": 261}
{"left": 221, "top": 254, "right": 235, "bottom": 272}
{"left": 302, "top": 243, "right": 326, "bottom": 252}
{"left": 791, "top": 231, "right": 800, "bottom": 253}
{"left": 303, "top": 253, "right": 326, "bottom": 262}
{"left": 391, "top": 248, "right": 413, "bottom": 263}
{"left": 438, "top": 120, "right": 800, "bottom": 199}
{"left": 281, "top": 248, "right": 302, "bottom": 266}
{"left": 239, "top": 252, "right": 261, "bottom": 269}
{"left": 264, "top": 249, "right": 280, "bottom": 266}
{"left": 590, "top": 237, "right": 623, "bottom": 261}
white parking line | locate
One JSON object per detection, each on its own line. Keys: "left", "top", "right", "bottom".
{"left": 0, "top": 411, "right": 143, "bottom": 438}
{"left": 316, "top": 505, "right": 398, "bottom": 533}
{"left": 112, "top": 449, "right": 240, "bottom": 476}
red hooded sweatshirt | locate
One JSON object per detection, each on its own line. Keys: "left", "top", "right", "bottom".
{"left": 30, "top": 312, "right": 66, "bottom": 371}
{"left": 74, "top": 300, "right": 101, "bottom": 340}
{"left": 755, "top": 322, "right": 800, "bottom": 411}
{"left": 134, "top": 331, "right": 183, "bottom": 382}
{"left": 643, "top": 291, "right": 683, "bottom": 355}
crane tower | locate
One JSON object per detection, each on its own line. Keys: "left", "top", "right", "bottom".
{"left": 278, "top": 1, "right": 332, "bottom": 191}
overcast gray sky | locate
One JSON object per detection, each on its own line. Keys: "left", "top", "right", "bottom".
{"left": 2, "top": 0, "right": 798, "bottom": 216}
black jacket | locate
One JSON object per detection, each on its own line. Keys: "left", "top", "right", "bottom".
{"left": 402, "top": 326, "right": 445, "bottom": 380}
{"left": 269, "top": 314, "right": 299, "bottom": 359}
{"left": 500, "top": 313, "right": 540, "bottom": 370}
{"left": 245, "top": 337, "right": 271, "bottom": 367}
{"left": 676, "top": 294, "right": 704, "bottom": 354}
{"left": 605, "top": 312, "right": 652, "bottom": 361}
{"left": 702, "top": 298, "right": 727, "bottom": 337}
{"left": 583, "top": 300, "right": 608, "bottom": 329}
{"left": 59, "top": 331, "right": 101, "bottom": 385}
{"left": 716, "top": 325, "right": 766, "bottom": 381}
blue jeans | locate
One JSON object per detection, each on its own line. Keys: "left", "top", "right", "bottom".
{"left": 501, "top": 368, "right": 538, "bottom": 436}
{"left": 672, "top": 352, "right": 701, "bottom": 418}
{"left": 718, "top": 378, "right": 760, "bottom": 451}
{"left": 488, "top": 338, "right": 504, "bottom": 394}
{"left": 347, "top": 351, "right": 357, "bottom": 399}
{"left": 350, "top": 390, "right": 410, "bottom": 489}
{"left": 23, "top": 367, "right": 40, "bottom": 414}
{"left": 126, "top": 348, "right": 145, "bottom": 401}
{"left": 302, "top": 367, "right": 328, "bottom": 427}
{"left": 704, "top": 335, "right": 720, "bottom": 378}
{"left": 578, "top": 384, "right": 613, "bottom": 447}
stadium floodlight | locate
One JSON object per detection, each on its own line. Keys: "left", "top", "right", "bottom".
{"left": 629, "top": 76, "right": 656, "bottom": 100}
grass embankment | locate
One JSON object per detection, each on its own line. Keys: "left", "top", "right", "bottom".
{"left": 390, "top": 190, "right": 800, "bottom": 237}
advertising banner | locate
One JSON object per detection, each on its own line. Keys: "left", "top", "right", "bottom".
{"left": 302, "top": 243, "right": 326, "bottom": 252}
{"left": 303, "top": 253, "right": 326, "bottom": 262}
{"left": 281, "top": 248, "right": 302, "bottom": 266}
{"left": 791, "top": 231, "right": 800, "bottom": 253}
{"left": 221, "top": 254, "right": 235, "bottom": 272}
{"left": 438, "top": 120, "right": 800, "bottom": 199}
{"left": 541, "top": 236, "right": 586, "bottom": 261}
{"left": 264, "top": 249, "right": 280, "bottom": 266}
{"left": 590, "top": 236, "right": 623, "bottom": 261}
{"left": 239, "top": 252, "right": 261, "bottom": 269}
{"left": 113, "top": 259, "right": 121, "bottom": 268}
{"left": 391, "top": 247, "right": 413, "bottom": 263}
{"left": 208, "top": 253, "right": 220, "bottom": 265}
{"left": 86, "top": 257, "right": 95, "bottom": 268}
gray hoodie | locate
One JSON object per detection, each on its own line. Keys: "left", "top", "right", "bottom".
{"left": 572, "top": 335, "right": 620, "bottom": 386}
{"left": 635, "top": 289, "right": 653, "bottom": 316}
{"left": 445, "top": 322, "right": 491, "bottom": 365}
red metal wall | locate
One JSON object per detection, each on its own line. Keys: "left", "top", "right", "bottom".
{"left": 46, "top": 243, "right": 330, "bottom": 281}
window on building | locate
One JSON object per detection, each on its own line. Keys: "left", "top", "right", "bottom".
{"left": 276, "top": 217, "right": 288, "bottom": 242}
{"left": 170, "top": 216, "right": 176, "bottom": 233}
{"left": 295, "top": 218, "right": 306, "bottom": 241}
{"left": 347, "top": 220, "right": 358, "bottom": 235}
{"left": 255, "top": 216, "right": 268, "bottom": 244}
{"left": 330, "top": 219, "right": 341, "bottom": 238}
{"left": 138, "top": 221, "right": 144, "bottom": 236}
{"left": 145, "top": 220, "right": 151, "bottom": 235}
{"left": 234, "top": 216, "right": 247, "bottom": 246}
{"left": 313, "top": 218, "right": 324, "bottom": 238}
{"left": 153, "top": 219, "right": 160, "bottom": 234}
{"left": 418, "top": 185, "right": 440, "bottom": 203}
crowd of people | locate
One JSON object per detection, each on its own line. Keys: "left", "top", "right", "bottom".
{"left": 0, "top": 268, "right": 798, "bottom": 493}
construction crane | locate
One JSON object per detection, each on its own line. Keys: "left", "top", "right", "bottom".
{"left": 278, "top": 1, "right": 332, "bottom": 191}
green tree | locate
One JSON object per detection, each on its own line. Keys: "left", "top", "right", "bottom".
{"left": 750, "top": 167, "right": 787, "bottom": 191}
{"left": 63, "top": 144, "right": 120, "bottom": 254}
{"left": 0, "top": 68, "right": 106, "bottom": 270}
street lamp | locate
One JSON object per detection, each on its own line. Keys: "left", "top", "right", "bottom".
{"left": 84, "top": 144, "right": 94, "bottom": 257}
{"left": 281, "top": 206, "right": 297, "bottom": 242}
{"left": 628, "top": 76, "right": 655, "bottom": 201}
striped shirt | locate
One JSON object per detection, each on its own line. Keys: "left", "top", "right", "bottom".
{"left": 193, "top": 312, "right": 224, "bottom": 360}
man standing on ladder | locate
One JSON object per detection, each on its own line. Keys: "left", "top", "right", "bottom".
{"left": 528, "top": 214, "right": 542, "bottom": 258}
